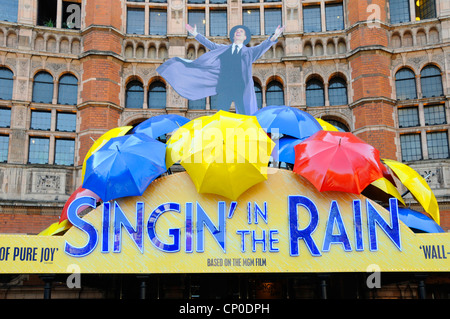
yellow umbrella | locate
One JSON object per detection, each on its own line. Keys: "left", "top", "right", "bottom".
{"left": 38, "top": 219, "right": 71, "bottom": 236}
{"left": 362, "top": 177, "right": 406, "bottom": 206}
{"left": 315, "top": 118, "right": 339, "bottom": 131}
{"left": 168, "top": 110, "right": 275, "bottom": 200}
{"left": 81, "top": 126, "right": 133, "bottom": 182}
{"left": 382, "top": 158, "right": 440, "bottom": 225}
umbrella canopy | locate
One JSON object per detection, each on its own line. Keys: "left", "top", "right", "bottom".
{"left": 59, "top": 186, "right": 101, "bottom": 223}
{"left": 272, "top": 136, "right": 302, "bottom": 164}
{"left": 130, "top": 114, "right": 190, "bottom": 139}
{"left": 169, "top": 110, "right": 274, "bottom": 200}
{"left": 254, "top": 105, "right": 322, "bottom": 139}
{"left": 82, "top": 133, "right": 167, "bottom": 202}
{"left": 293, "top": 131, "right": 385, "bottom": 194}
{"left": 315, "top": 118, "right": 339, "bottom": 132}
{"left": 382, "top": 158, "right": 440, "bottom": 225}
{"left": 398, "top": 207, "right": 444, "bottom": 233}
{"left": 81, "top": 126, "right": 133, "bottom": 183}
{"left": 362, "top": 177, "right": 406, "bottom": 206}
{"left": 39, "top": 219, "right": 71, "bottom": 236}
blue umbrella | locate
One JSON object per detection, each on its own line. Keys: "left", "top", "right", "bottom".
{"left": 82, "top": 133, "right": 167, "bottom": 202}
{"left": 398, "top": 207, "right": 444, "bottom": 233}
{"left": 131, "top": 114, "right": 190, "bottom": 139}
{"left": 254, "top": 105, "right": 322, "bottom": 140}
{"left": 272, "top": 136, "right": 302, "bottom": 164}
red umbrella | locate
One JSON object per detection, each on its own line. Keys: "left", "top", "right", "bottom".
{"left": 293, "top": 131, "right": 385, "bottom": 194}
{"left": 59, "top": 186, "right": 101, "bottom": 223}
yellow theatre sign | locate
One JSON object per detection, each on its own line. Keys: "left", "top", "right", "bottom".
{"left": 0, "top": 169, "right": 449, "bottom": 274}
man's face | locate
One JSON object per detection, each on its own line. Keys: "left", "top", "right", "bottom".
{"left": 233, "top": 28, "right": 247, "bottom": 43}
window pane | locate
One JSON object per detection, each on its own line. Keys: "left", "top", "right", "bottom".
{"left": 242, "top": 0, "right": 258, "bottom": 3}
{"left": 28, "top": 137, "right": 49, "bottom": 164}
{"left": 0, "top": 108, "right": 11, "bottom": 128}
{"left": 55, "top": 139, "right": 75, "bottom": 165}
{"left": 210, "top": 0, "right": 227, "bottom": 3}
{"left": 395, "top": 68, "right": 417, "bottom": 100}
{"left": 416, "top": 0, "right": 436, "bottom": 20}
{"left": 58, "top": 74, "right": 78, "bottom": 105}
{"left": 266, "top": 82, "right": 284, "bottom": 106}
{"left": 62, "top": 1, "right": 82, "bottom": 30}
{"left": 254, "top": 83, "right": 262, "bottom": 109}
{"left": 303, "top": 5, "right": 321, "bottom": 33}
{"left": 243, "top": 9, "right": 260, "bottom": 36}
{"left": 427, "top": 132, "right": 449, "bottom": 159}
{"left": 0, "top": 68, "right": 13, "bottom": 100}
{"left": 188, "top": 0, "right": 205, "bottom": 3}
{"left": 398, "top": 107, "right": 419, "bottom": 128}
{"left": 32, "top": 72, "right": 54, "bottom": 104}
{"left": 188, "top": 98, "right": 206, "bottom": 110}
{"left": 389, "top": 0, "right": 411, "bottom": 23}
{"left": 149, "top": 9, "right": 167, "bottom": 35}
{"left": 420, "top": 66, "right": 443, "bottom": 98}
{"left": 326, "top": 3, "right": 344, "bottom": 31}
{"left": 148, "top": 82, "right": 166, "bottom": 108}
{"left": 264, "top": 9, "right": 282, "bottom": 35}
{"left": 306, "top": 80, "right": 324, "bottom": 107}
{"left": 400, "top": 134, "right": 422, "bottom": 161}
{"left": 210, "top": 10, "right": 227, "bottom": 37}
{"left": 0, "top": 0, "right": 18, "bottom": 22}
{"left": 210, "top": 95, "right": 220, "bottom": 110}
{"left": 188, "top": 10, "right": 206, "bottom": 35}
{"left": 126, "top": 81, "right": 144, "bottom": 109}
{"left": 56, "top": 112, "right": 77, "bottom": 132}
{"left": 328, "top": 78, "right": 347, "bottom": 105}
{"left": 424, "top": 105, "right": 446, "bottom": 126}
{"left": 0, "top": 135, "right": 8, "bottom": 163}
{"left": 127, "top": 8, "right": 145, "bottom": 35}
{"left": 30, "top": 110, "right": 52, "bottom": 131}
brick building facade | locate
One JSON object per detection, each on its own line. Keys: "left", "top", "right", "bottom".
{"left": 0, "top": 0, "right": 449, "bottom": 299}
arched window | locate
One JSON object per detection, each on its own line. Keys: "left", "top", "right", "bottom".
{"left": 254, "top": 82, "right": 262, "bottom": 109}
{"left": 125, "top": 80, "right": 144, "bottom": 108}
{"left": 0, "top": 68, "right": 13, "bottom": 100}
{"left": 325, "top": 119, "right": 349, "bottom": 132}
{"left": 32, "top": 71, "right": 53, "bottom": 104}
{"left": 266, "top": 81, "right": 284, "bottom": 106}
{"left": 148, "top": 81, "right": 166, "bottom": 109}
{"left": 306, "top": 78, "right": 324, "bottom": 107}
{"left": 57, "top": 74, "right": 78, "bottom": 105}
{"left": 328, "top": 78, "right": 347, "bottom": 106}
{"left": 420, "top": 65, "right": 443, "bottom": 98}
{"left": 395, "top": 68, "right": 416, "bottom": 100}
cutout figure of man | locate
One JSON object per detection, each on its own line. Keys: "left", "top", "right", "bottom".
{"left": 157, "top": 24, "right": 285, "bottom": 115}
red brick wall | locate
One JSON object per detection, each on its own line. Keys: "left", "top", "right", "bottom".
{"left": 84, "top": 0, "right": 123, "bottom": 30}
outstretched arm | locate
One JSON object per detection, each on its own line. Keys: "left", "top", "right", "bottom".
{"left": 270, "top": 25, "right": 285, "bottom": 42}
{"left": 186, "top": 23, "right": 223, "bottom": 51}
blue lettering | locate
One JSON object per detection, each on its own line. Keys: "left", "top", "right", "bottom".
{"left": 196, "top": 201, "right": 226, "bottom": 253}
{"left": 288, "top": 195, "right": 321, "bottom": 257}
{"left": 185, "top": 202, "right": 193, "bottom": 253}
{"left": 64, "top": 196, "right": 98, "bottom": 257}
{"left": 322, "top": 201, "right": 352, "bottom": 252}
{"left": 269, "top": 229, "right": 279, "bottom": 252}
{"left": 254, "top": 202, "right": 268, "bottom": 224}
{"left": 353, "top": 200, "right": 364, "bottom": 251}
{"left": 114, "top": 202, "right": 144, "bottom": 253}
{"left": 252, "top": 230, "right": 267, "bottom": 252}
{"left": 236, "top": 230, "right": 250, "bottom": 252}
{"left": 101, "top": 202, "right": 110, "bottom": 253}
{"left": 147, "top": 203, "right": 181, "bottom": 253}
{"left": 367, "top": 198, "right": 401, "bottom": 251}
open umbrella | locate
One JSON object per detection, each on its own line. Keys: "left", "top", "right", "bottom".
{"left": 81, "top": 126, "right": 133, "bottom": 183}
{"left": 254, "top": 105, "right": 322, "bottom": 139}
{"left": 59, "top": 186, "right": 101, "bottom": 223}
{"left": 131, "top": 114, "right": 190, "bottom": 139}
{"left": 382, "top": 158, "right": 440, "bottom": 225}
{"left": 397, "top": 207, "right": 444, "bottom": 233}
{"left": 362, "top": 177, "right": 406, "bottom": 206}
{"left": 169, "top": 110, "right": 274, "bottom": 200}
{"left": 315, "top": 118, "right": 339, "bottom": 132}
{"left": 272, "top": 136, "right": 302, "bottom": 164}
{"left": 293, "top": 130, "right": 385, "bottom": 194}
{"left": 82, "top": 133, "right": 167, "bottom": 202}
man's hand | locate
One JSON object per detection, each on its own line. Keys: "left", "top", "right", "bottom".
{"left": 186, "top": 24, "right": 198, "bottom": 37}
{"left": 270, "top": 25, "right": 285, "bottom": 42}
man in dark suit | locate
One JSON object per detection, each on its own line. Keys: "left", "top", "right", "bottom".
{"left": 157, "top": 24, "right": 285, "bottom": 115}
